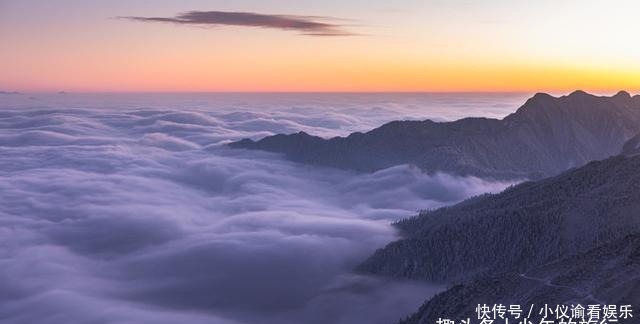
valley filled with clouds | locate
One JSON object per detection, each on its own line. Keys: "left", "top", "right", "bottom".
{"left": 0, "top": 93, "right": 524, "bottom": 324}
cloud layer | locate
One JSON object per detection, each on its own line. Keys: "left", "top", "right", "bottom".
{"left": 0, "top": 93, "right": 522, "bottom": 324}
{"left": 121, "top": 10, "right": 355, "bottom": 36}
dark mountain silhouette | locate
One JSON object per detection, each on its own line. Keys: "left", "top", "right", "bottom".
{"left": 399, "top": 234, "right": 640, "bottom": 324}
{"left": 357, "top": 154, "right": 640, "bottom": 282}
{"left": 230, "top": 91, "right": 640, "bottom": 179}
{"left": 357, "top": 151, "right": 640, "bottom": 323}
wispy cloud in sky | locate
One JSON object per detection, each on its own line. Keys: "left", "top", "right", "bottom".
{"left": 120, "top": 10, "right": 356, "bottom": 36}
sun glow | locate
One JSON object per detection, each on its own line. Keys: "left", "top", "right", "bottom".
{"left": 1, "top": 0, "right": 639, "bottom": 92}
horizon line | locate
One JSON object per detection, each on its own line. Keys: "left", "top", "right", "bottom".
{"left": 3, "top": 90, "right": 637, "bottom": 97}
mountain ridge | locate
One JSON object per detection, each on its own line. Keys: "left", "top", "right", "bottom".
{"left": 229, "top": 91, "right": 640, "bottom": 180}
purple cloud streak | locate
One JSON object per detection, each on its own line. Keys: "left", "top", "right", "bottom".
{"left": 120, "top": 10, "right": 356, "bottom": 36}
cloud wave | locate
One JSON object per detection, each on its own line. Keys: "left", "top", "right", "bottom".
{"left": 0, "top": 93, "right": 521, "bottom": 324}
{"left": 121, "top": 10, "right": 356, "bottom": 36}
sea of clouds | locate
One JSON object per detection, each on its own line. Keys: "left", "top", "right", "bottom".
{"left": 0, "top": 93, "right": 527, "bottom": 324}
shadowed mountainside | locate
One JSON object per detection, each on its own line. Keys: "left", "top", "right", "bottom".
{"left": 357, "top": 153, "right": 640, "bottom": 282}
{"left": 230, "top": 91, "right": 640, "bottom": 180}
{"left": 398, "top": 234, "right": 640, "bottom": 324}
{"left": 357, "top": 147, "right": 640, "bottom": 323}
{"left": 623, "top": 133, "right": 640, "bottom": 156}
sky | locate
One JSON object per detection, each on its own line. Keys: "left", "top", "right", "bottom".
{"left": 1, "top": 0, "right": 639, "bottom": 92}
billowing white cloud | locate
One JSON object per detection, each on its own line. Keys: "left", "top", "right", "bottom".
{"left": 0, "top": 93, "right": 519, "bottom": 324}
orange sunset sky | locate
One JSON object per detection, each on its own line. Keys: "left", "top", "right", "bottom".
{"left": 1, "top": 0, "right": 639, "bottom": 93}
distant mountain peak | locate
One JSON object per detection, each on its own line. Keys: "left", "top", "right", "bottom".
{"left": 567, "top": 89, "right": 591, "bottom": 97}
{"left": 614, "top": 90, "right": 632, "bottom": 99}
{"left": 521, "top": 92, "right": 555, "bottom": 108}
{"left": 532, "top": 92, "right": 555, "bottom": 99}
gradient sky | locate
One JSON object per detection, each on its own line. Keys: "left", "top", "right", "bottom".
{"left": 1, "top": 0, "right": 639, "bottom": 92}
